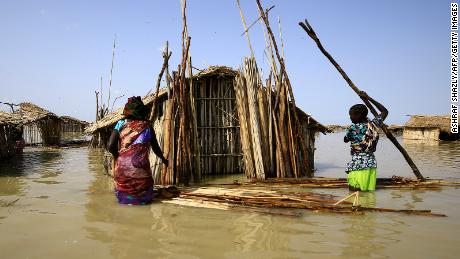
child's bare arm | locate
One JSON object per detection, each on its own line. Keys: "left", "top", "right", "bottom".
{"left": 359, "top": 91, "right": 388, "bottom": 121}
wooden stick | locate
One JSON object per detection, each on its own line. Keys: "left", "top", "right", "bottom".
{"left": 94, "top": 91, "right": 99, "bottom": 122}
{"left": 277, "top": 16, "right": 285, "bottom": 60}
{"left": 149, "top": 41, "right": 172, "bottom": 122}
{"left": 240, "top": 5, "right": 275, "bottom": 36}
{"left": 188, "top": 56, "right": 201, "bottom": 181}
{"left": 111, "top": 94, "right": 125, "bottom": 112}
{"left": 236, "top": 0, "right": 255, "bottom": 57}
{"left": 298, "top": 19, "right": 425, "bottom": 181}
{"left": 107, "top": 35, "right": 116, "bottom": 109}
{"left": 100, "top": 77, "right": 103, "bottom": 112}
{"left": 333, "top": 191, "right": 358, "bottom": 206}
{"left": 0, "top": 102, "right": 19, "bottom": 112}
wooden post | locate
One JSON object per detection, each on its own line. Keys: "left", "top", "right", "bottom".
{"left": 107, "top": 35, "right": 116, "bottom": 109}
{"left": 149, "top": 41, "right": 172, "bottom": 122}
{"left": 95, "top": 91, "right": 99, "bottom": 122}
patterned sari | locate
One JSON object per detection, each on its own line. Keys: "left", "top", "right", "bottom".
{"left": 114, "top": 120, "right": 154, "bottom": 205}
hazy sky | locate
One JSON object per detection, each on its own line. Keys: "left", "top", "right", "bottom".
{"left": 0, "top": 0, "right": 452, "bottom": 124}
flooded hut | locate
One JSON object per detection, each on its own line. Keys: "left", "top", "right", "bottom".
{"left": 403, "top": 115, "right": 458, "bottom": 141}
{"left": 0, "top": 111, "right": 23, "bottom": 159}
{"left": 85, "top": 66, "right": 327, "bottom": 184}
{"left": 18, "top": 102, "right": 62, "bottom": 145}
{"left": 60, "top": 116, "right": 89, "bottom": 133}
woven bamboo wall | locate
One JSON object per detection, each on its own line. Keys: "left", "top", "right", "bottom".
{"left": 61, "top": 122, "right": 86, "bottom": 133}
{"left": 23, "top": 118, "right": 61, "bottom": 145}
{"left": 23, "top": 123, "right": 42, "bottom": 145}
{"left": 193, "top": 75, "right": 243, "bottom": 176}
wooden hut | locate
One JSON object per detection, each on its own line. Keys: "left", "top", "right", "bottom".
{"left": 60, "top": 116, "right": 89, "bottom": 133}
{"left": 403, "top": 115, "right": 458, "bottom": 141}
{"left": 86, "top": 66, "right": 327, "bottom": 183}
{"left": 18, "top": 102, "right": 62, "bottom": 145}
{"left": 0, "top": 111, "right": 23, "bottom": 159}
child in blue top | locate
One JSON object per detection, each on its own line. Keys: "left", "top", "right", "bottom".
{"left": 344, "top": 91, "right": 388, "bottom": 191}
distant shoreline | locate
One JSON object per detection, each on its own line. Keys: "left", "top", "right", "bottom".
{"left": 326, "top": 124, "right": 404, "bottom": 134}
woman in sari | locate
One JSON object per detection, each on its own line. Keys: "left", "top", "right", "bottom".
{"left": 108, "top": 96, "right": 168, "bottom": 205}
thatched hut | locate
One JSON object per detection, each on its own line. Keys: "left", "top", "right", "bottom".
{"left": 85, "top": 66, "right": 327, "bottom": 183}
{"left": 18, "top": 102, "right": 62, "bottom": 145}
{"left": 0, "top": 111, "right": 23, "bottom": 159}
{"left": 403, "top": 115, "right": 458, "bottom": 141}
{"left": 60, "top": 116, "right": 89, "bottom": 133}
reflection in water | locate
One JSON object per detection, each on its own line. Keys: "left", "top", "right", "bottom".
{"left": 0, "top": 147, "right": 62, "bottom": 177}
{"left": 341, "top": 214, "right": 379, "bottom": 258}
{"left": 0, "top": 148, "right": 63, "bottom": 211}
{"left": 359, "top": 192, "right": 376, "bottom": 208}
{"left": 403, "top": 139, "right": 460, "bottom": 174}
{"left": 0, "top": 139, "right": 459, "bottom": 258}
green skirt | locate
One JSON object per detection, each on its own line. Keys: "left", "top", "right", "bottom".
{"left": 347, "top": 168, "right": 377, "bottom": 191}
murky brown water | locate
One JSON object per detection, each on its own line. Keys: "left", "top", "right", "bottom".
{"left": 0, "top": 133, "right": 459, "bottom": 259}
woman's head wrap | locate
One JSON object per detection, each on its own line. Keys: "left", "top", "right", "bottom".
{"left": 123, "top": 96, "right": 149, "bottom": 120}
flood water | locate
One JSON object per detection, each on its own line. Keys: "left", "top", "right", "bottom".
{"left": 0, "top": 133, "right": 459, "bottom": 259}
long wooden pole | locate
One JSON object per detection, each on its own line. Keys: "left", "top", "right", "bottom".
{"left": 149, "top": 41, "right": 172, "bottom": 122}
{"left": 107, "top": 35, "right": 116, "bottom": 110}
{"left": 236, "top": 0, "right": 255, "bottom": 57}
{"left": 94, "top": 91, "right": 99, "bottom": 121}
{"left": 299, "top": 19, "right": 425, "bottom": 181}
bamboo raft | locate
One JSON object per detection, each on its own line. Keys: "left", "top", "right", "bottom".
{"left": 160, "top": 184, "right": 448, "bottom": 217}
{"left": 206, "top": 176, "right": 460, "bottom": 190}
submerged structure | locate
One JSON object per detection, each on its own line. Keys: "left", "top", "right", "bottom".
{"left": 403, "top": 115, "right": 458, "bottom": 141}
{"left": 18, "top": 102, "right": 62, "bottom": 145}
{"left": 60, "top": 116, "right": 89, "bottom": 133}
{"left": 85, "top": 66, "right": 327, "bottom": 184}
{"left": 0, "top": 111, "right": 23, "bottom": 159}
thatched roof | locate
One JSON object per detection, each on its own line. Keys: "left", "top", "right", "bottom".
{"left": 194, "top": 66, "right": 237, "bottom": 78}
{"left": 60, "top": 116, "right": 89, "bottom": 125}
{"left": 294, "top": 107, "right": 329, "bottom": 134}
{"left": 0, "top": 102, "right": 62, "bottom": 125}
{"left": 404, "top": 115, "right": 451, "bottom": 133}
{"left": 0, "top": 111, "right": 23, "bottom": 125}
{"left": 85, "top": 65, "right": 327, "bottom": 134}
{"left": 18, "top": 102, "right": 60, "bottom": 123}
{"left": 84, "top": 88, "right": 169, "bottom": 134}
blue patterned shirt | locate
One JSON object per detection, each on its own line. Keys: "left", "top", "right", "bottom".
{"left": 345, "top": 116, "right": 383, "bottom": 173}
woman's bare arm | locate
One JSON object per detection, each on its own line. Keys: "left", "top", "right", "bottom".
{"left": 107, "top": 130, "right": 119, "bottom": 157}
{"left": 150, "top": 127, "right": 168, "bottom": 166}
